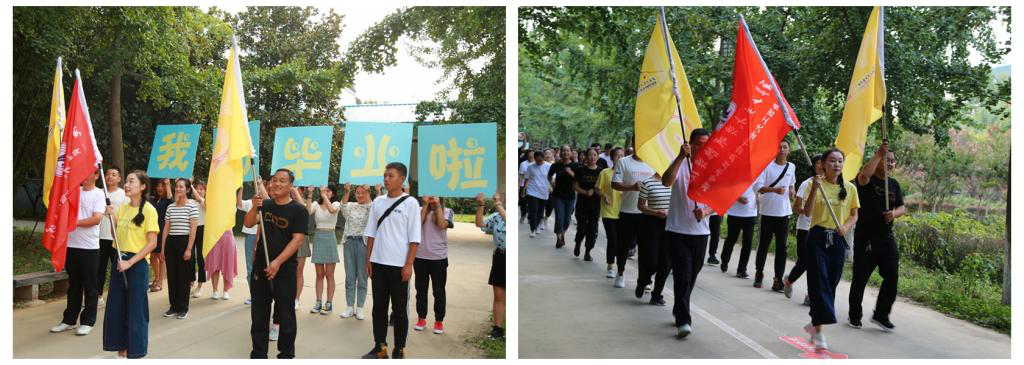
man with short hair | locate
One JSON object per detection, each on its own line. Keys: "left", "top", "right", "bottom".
{"left": 244, "top": 168, "right": 307, "bottom": 359}
{"left": 51, "top": 169, "right": 107, "bottom": 336}
{"left": 362, "top": 162, "right": 421, "bottom": 359}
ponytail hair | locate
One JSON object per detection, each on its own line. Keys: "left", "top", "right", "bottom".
{"left": 129, "top": 170, "right": 150, "bottom": 226}
{"left": 821, "top": 148, "right": 847, "bottom": 200}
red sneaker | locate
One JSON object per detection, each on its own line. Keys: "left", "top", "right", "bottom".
{"left": 414, "top": 318, "right": 427, "bottom": 331}
{"left": 433, "top": 321, "right": 444, "bottom": 334}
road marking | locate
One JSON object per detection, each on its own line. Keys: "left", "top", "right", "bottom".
{"left": 781, "top": 336, "right": 849, "bottom": 359}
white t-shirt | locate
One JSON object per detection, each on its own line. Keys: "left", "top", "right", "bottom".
{"left": 612, "top": 155, "right": 655, "bottom": 214}
{"left": 599, "top": 153, "right": 613, "bottom": 169}
{"left": 795, "top": 178, "right": 813, "bottom": 231}
{"left": 757, "top": 161, "right": 796, "bottom": 217}
{"left": 99, "top": 187, "right": 126, "bottom": 240}
{"left": 364, "top": 194, "right": 422, "bottom": 267}
{"left": 524, "top": 162, "right": 551, "bottom": 200}
{"left": 518, "top": 160, "right": 531, "bottom": 187}
{"left": 666, "top": 161, "right": 710, "bottom": 235}
{"left": 68, "top": 187, "right": 106, "bottom": 250}
{"left": 312, "top": 201, "right": 342, "bottom": 230}
{"left": 726, "top": 177, "right": 764, "bottom": 218}
{"left": 239, "top": 200, "right": 258, "bottom": 235}
{"left": 191, "top": 198, "right": 206, "bottom": 226}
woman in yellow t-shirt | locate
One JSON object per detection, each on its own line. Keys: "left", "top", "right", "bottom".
{"left": 800, "top": 148, "right": 860, "bottom": 352}
{"left": 596, "top": 147, "right": 624, "bottom": 278}
{"left": 103, "top": 170, "right": 159, "bottom": 359}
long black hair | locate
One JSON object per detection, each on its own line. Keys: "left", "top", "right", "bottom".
{"left": 129, "top": 170, "right": 151, "bottom": 227}
{"left": 820, "top": 148, "right": 847, "bottom": 200}
{"left": 318, "top": 184, "right": 339, "bottom": 204}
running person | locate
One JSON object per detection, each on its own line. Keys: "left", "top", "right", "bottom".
{"left": 802, "top": 148, "right": 860, "bottom": 350}
{"left": 596, "top": 147, "right": 624, "bottom": 278}
{"left": 718, "top": 177, "right": 763, "bottom": 278}
{"left": 848, "top": 143, "right": 904, "bottom": 331}
{"left": 522, "top": 150, "right": 551, "bottom": 238}
{"left": 572, "top": 148, "right": 602, "bottom": 260}
{"left": 548, "top": 144, "right": 578, "bottom": 249}
{"left": 753, "top": 140, "right": 796, "bottom": 290}
{"left": 610, "top": 137, "right": 655, "bottom": 288}
{"left": 636, "top": 172, "right": 672, "bottom": 306}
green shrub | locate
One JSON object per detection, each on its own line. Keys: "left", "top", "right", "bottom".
{"left": 894, "top": 209, "right": 1005, "bottom": 283}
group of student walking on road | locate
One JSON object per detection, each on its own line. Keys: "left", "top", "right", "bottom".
{"left": 520, "top": 129, "right": 905, "bottom": 351}
{"left": 50, "top": 161, "right": 506, "bottom": 359}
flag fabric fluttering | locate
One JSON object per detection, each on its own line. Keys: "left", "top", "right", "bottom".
{"left": 834, "top": 6, "right": 886, "bottom": 178}
{"left": 688, "top": 16, "right": 800, "bottom": 215}
{"left": 43, "top": 57, "right": 66, "bottom": 208}
{"left": 204, "top": 36, "right": 255, "bottom": 257}
{"left": 634, "top": 13, "right": 703, "bottom": 174}
{"left": 42, "top": 69, "right": 103, "bottom": 272}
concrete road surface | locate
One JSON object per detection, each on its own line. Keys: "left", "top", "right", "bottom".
{"left": 518, "top": 216, "right": 1009, "bottom": 359}
{"left": 13, "top": 222, "right": 498, "bottom": 359}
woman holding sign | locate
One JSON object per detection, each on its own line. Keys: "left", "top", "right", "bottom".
{"left": 339, "top": 184, "right": 372, "bottom": 319}
{"left": 306, "top": 184, "right": 342, "bottom": 315}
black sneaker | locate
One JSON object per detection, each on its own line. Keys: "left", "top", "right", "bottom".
{"left": 488, "top": 326, "right": 505, "bottom": 340}
{"left": 736, "top": 271, "right": 749, "bottom": 279}
{"left": 573, "top": 241, "right": 581, "bottom": 257}
{"left": 163, "top": 309, "right": 176, "bottom": 318}
{"left": 635, "top": 284, "right": 645, "bottom": 299}
{"left": 720, "top": 264, "right": 728, "bottom": 273}
{"left": 555, "top": 237, "right": 565, "bottom": 249}
{"left": 362, "top": 344, "right": 389, "bottom": 359}
{"left": 649, "top": 296, "right": 666, "bottom": 306}
{"left": 707, "top": 256, "right": 720, "bottom": 266}
{"left": 583, "top": 252, "right": 593, "bottom": 261}
{"left": 753, "top": 272, "right": 763, "bottom": 288}
{"left": 391, "top": 347, "right": 405, "bottom": 359}
{"left": 771, "top": 277, "right": 784, "bottom": 292}
{"left": 871, "top": 316, "right": 895, "bottom": 332}
{"left": 848, "top": 317, "right": 863, "bottom": 329}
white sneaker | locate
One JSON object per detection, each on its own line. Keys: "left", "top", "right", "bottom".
{"left": 76, "top": 325, "right": 93, "bottom": 336}
{"left": 645, "top": 284, "right": 653, "bottom": 292}
{"left": 222, "top": 292, "right": 230, "bottom": 300}
{"left": 192, "top": 288, "right": 202, "bottom": 298}
{"left": 614, "top": 274, "right": 626, "bottom": 288}
{"left": 294, "top": 299, "right": 299, "bottom": 311}
{"left": 812, "top": 332, "right": 828, "bottom": 350}
{"left": 245, "top": 298, "right": 252, "bottom": 305}
{"left": 539, "top": 221, "right": 547, "bottom": 231}
{"left": 355, "top": 307, "right": 365, "bottom": 320}
{"left": 340, "top": 307, "right": 354, "bottom": 318}
{"left": 97, "top": 297, "right": 104, "bottom": 305}
{"left": 529, "top": 231, "right": 537, "bottom": 238}
{"left": 211, "top": 292, "right": 221, "bottom": 300}
{"left": 677, "top": 323, "right": 692, "bottom": 338}
{"left": 50, "top": 323, "right": 75, "bottom": 333}
{"left": 606, "top": 269, "right": 615, "bottom": 278}
{"left": 269, "top": 324, "right": 279, "bottom": 341}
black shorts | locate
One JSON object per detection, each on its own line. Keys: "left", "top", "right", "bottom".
{"left": 488, "top": 249, "right": 505, "bottom": 288}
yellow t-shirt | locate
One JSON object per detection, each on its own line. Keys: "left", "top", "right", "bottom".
{"left": 115, "top": 202, "right": 160, "bottom": 261}
{"left": 810, "top": 180, "right": 860, "bottom": 230}
{"left": 597, "top": 168, "right": 621, "bottom": 219}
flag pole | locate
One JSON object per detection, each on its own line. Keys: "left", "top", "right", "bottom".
{"left": 250, "top": 156, "right": 274, "bottom": 293}
{"left": 881, "top": 107, "right": 889, "bottom": 211}
{"left": 659, "top": 7, "right": 702, "bottom": 221}
{"left": 96, "top": 162, "right": 129, "bottom": 287}
{"left": 740, "top": 14, "right": 842, "bottom": 230}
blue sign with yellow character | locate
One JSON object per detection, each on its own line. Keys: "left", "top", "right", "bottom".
{"left": 270, "top": 126, "right": 333, "bottom": 186}
{"left": 338, "top": 122, "right": 413, "bottom": 185}
{"left": 416, "top": 123, "right": 497, "bottom": 197}
{"left": 147, "top": 124, "right": 202, "bottom": 179}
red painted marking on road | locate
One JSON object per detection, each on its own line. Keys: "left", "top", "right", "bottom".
{"left": 780, "top": 336, "right": 849, "bottom": 359}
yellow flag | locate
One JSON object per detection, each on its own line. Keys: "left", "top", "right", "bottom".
{"left": 835, "top": 6, "right": 886, "bottom": 178}
{"left": 43, "top": 57, "right": 65, "bottom": 208}
{"left": 634, "top": 13, "right": 703, "bottom": 174}
{"left": 205, "top": 37, "right": 255, "bottom": 257}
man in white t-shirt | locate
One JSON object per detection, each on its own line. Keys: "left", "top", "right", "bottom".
{"left": 610, "top": 140, "right": 655, "bottom": 288}
{"left": 754, "top": 140, "right": 797, "bottom": 291}
{"left": 719, "top": 169, "right": 764, "bottom": 279}
{"left": 97, "top": 166, "right": 126, "bottom": 302}
{"left": 660, "top": 128, "right": 714, "bottom": 338}
{"left": 518, "top": 151, "right": 533, "bottom": 223}
{"left": 521, "top": 150, "right": 551, "bottom": 237}
{"left": 362, "top": 162, "right": 421, "bottom": 360}
{"left": 51, "top": 169, "right": 107, "bottom": 336}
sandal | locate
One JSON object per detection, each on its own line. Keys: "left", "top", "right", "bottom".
{"left": 150, "top": 283, "right": 162, "bottom": 292}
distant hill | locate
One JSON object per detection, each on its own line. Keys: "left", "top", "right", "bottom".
{"left": 992, "top": 64, "right": 1010, "bottom": 80}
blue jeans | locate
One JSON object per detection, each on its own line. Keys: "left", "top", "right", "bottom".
{"left": 245, "top": 233, "right": 257, "bottom": 290}
{"left": 343, "top": 236, "right": 368, "bottom": 307}
{"left": 805, "top": 226, "right": 848, "bottom": 326}
{"left": 552, "top": 195, "right": 576, "bottom": 234}
{"left": 102, "top": 254, "right": 150, "bottom": 358}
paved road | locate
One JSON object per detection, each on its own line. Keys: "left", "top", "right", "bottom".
{"left": 518, "top": 216, "right": 1009, "bottom": 359}
{"left": 13, "top": 223, "right": 497, "bottom": 359}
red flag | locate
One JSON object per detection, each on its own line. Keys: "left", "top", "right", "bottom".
{"left": 688, "top": 17, "right": 800, "bottom": 215}
{"left": 43, "top": 70, "right": 102, "bottom": 272}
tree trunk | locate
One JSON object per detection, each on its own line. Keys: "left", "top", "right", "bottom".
{"left": 1002, "top": 155, "right": 1010, "bottom": 305}
{"left": 109, "top": 29, "right": 125, "bottom": 171}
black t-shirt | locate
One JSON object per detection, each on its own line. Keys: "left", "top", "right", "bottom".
{"left": 548, "top": 161, "right": 579, "bottom": 199}
{"left": 152, "top": 198, "right": 172, "bottom": 236}
{"left": 574, "top": 165, "right": 603, "bottom": 210}
{"left": 254, "top": 199, "right": 309, "bottom": 269}
{"left": 854, "top": 175, "right": 904, "bottom": 240}
{"left": 596, "top": 158, "right": 609, "bottom": 170}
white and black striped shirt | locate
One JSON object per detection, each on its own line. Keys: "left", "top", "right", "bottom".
{"left": 638, "top": 177, "right": 671, "bottom": 211}
{"left": 165, "top": 202, "right": 198, "bottom": 236}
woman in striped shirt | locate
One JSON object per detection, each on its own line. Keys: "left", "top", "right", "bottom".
{"left": 636, "top": 172, "right": 672, "bottom": 306}
{"left": 161, "top": 178, "right": 199, "bottom": 319}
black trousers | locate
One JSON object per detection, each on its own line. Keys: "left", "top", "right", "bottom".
{"left": 636, "top": 215, "right": 670, "bottom": 300}
{"left": 573, "top": 203, "right": 600, "bottom": 251}
{"left": 63, "top": 247, "right": 100, "bottom": 326}
{"left": 755, "top": 215, "right": 791, "bottom": 279}
{"left": 372, "top": 263, "right": 410, "bottom": 349}
{"left": 787, "top": 229, "right": 809, "bottom": 283}
{"left": 664, "top": 232, "right": 708, "bottom": 326}
{"left": 544, "top": 197, "right": 554, "bottom": 218}
{"left": 615, "top": 212, "right": 643, "bottom": 273}
{"left": 191, "top": 226, "right": 206, "bottom": 283}
{"left": 707, "top": 215, "right": 722, "bottom": 258}
{"left": 720, "top": 215, "right": 756, "bottom": 274}
{"left": 414, "top": 258, "right": 447, "bottom": 322}
{"left": 601, "top": 218, "right": 619, "bottom": 265}
{"left": 164, "top": 235, "right": 195, "bottom": 313}
{"left": 849, "top": 235, "right": 900, "bottom": 322}
{"left": 526, "top": 195, "right": 546, "bottom": 232}
{"left": 97, "top": 239, "right": 117, "bottom": 296}
{"left": 250, "top": 261, "right": 298, "bottom": 359}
